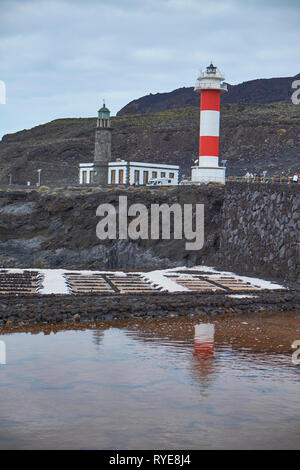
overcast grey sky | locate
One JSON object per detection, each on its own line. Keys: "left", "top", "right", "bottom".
{"left": 0, "top": 0, "right": 299, "bottom": 139}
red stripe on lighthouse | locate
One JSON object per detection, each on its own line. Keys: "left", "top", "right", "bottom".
{"left": 200, "top": 89, "right": 221, "bottom": 111}
{"left": 199, "top": 136, "right": 219, "bottom": 157}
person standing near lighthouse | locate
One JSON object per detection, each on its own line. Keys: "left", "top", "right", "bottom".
{"left": 191, "top": 63, "right": 228, "bottom": 184}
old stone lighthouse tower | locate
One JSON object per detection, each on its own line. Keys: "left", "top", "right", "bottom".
{"left": 93, "top": 101, "right": 112, "bottom": 185}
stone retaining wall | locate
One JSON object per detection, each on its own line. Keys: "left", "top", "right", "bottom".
{"left": 216, "top": 183, "right": 299, "bottom": 284}
{"left": 0, "top": 289, "right": 298, "bottom": 330}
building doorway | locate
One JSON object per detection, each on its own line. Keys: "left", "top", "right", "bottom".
{"left": 134, "top": 170, "right": 140, "bottom": 184}
{"left": 143, "top": 171, "right": 149, "bottom": 184}
{"left": 90, "top": 171, "right": 95, "bottom": 184}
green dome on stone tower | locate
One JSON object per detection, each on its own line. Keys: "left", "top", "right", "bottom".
{"left": 98, "top": 101, "right": 110, "bottom": 120}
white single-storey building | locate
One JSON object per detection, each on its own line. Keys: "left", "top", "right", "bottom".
{"left": 79, "top": 160, "right": 179, "bottom": 185}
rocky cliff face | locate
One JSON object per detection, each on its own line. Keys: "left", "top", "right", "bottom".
{"left": 0, "top": 102, "right": 299, "bottom": 186}
{"left": 0, "top": 186, "right": 223, "bottom": 270}
{"left": 0, "top": 185, "right": 298, "bottom": 285}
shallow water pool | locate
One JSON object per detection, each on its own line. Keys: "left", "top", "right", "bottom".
{"left": 0, "top": 316, "right": 299, "bottom": 449}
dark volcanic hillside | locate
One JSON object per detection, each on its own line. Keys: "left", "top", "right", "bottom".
{"left": 117, "top": 73, "right": 300, "bottom": 116}
{"left": 0, "top": 101, "right": 299, "bottom": 185}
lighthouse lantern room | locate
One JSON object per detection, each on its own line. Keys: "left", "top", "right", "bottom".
{"left": 191, "top": 63, "right": 228, "bottom": 184}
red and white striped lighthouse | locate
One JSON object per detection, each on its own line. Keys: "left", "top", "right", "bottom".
{"left": 191, "top": 63, "right": 227, "bottom": 184}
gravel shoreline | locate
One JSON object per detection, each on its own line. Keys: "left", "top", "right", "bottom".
{"left": 0, "top": 289, "right": 299, "bottom": 333}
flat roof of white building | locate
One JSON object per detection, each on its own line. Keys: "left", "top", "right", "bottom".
{"left": 80, "top": 161, "right": 179, "bottom": 169}
{"left": 79, "top": 163, "right": 94, "bottom": 168}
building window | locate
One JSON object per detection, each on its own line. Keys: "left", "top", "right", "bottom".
{"left": 143, "top": 171, "right": 149, "bottom": 184}
{"left": 82, "top": 171, "right": 87, "bottom": 184}
{"left": 119, "top": 169, "right": 124, "bottom": 184}
{"left": 111, "top": 170, "right": 116, "bottom": 184}
{"left": 152, "top": 171, "right": 157, "bottom": 178}
{"left": 169, "top": 172, "right": 174, "bottom": 179}
{"left": 161, "top": 172, "right": 166, "bottom": 178}
{"left": 134, "top": 170, "right": 140, "bottom": 183}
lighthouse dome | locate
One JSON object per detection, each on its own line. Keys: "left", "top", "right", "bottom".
{"left": 194, "top": 64, "right": 227, "bottom": 93}
{"left": 98, "top": 102, "right": 110, "bottom": 120}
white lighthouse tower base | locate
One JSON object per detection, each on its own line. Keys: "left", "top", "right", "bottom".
{"left": 191, "top": 165, "right": 226, "bottom": 184}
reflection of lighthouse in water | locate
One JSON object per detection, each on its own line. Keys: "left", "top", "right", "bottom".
{"left": 192, "top": 323, "right": 216, "bottom": 389}
{"left": 92, "top": 329, "right": 105, "bottom": 351}
{"left": 194, "top": 323, "right": 215, "bottom": 358}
